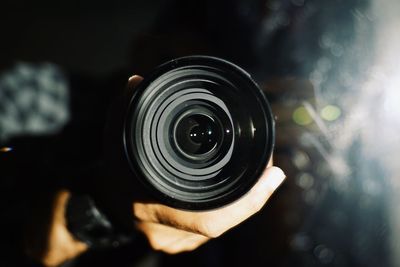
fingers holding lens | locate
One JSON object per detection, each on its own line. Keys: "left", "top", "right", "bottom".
{"left": 132, "top": 167, "right": 285, "bottom": 238}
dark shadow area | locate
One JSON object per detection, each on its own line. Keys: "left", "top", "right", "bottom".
{"left": 0, "top": 0, "right": 394, "bottom": 266}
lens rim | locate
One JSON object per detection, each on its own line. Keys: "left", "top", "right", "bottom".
{"left": 123, "top": 56, "right": 275, "bottom": 210}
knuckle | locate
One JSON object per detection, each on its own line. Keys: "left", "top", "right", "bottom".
{"left": 133, "top": 203, "right": 149, "bottom": 221}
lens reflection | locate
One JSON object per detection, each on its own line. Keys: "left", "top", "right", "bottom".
{"left": 175, "top": 114, "right": 222, "bottom": 156}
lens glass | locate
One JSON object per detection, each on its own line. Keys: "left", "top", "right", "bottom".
{"left": 125, "top": 56, "right": 274, "bottom": 210}
{"left": 175, "top": 114, "right": 222, "bottom": 156}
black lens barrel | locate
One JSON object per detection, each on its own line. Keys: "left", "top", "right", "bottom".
{"left": 118, "top": 56, "right": 274, "bottom": 210}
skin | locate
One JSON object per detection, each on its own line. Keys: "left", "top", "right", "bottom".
{"left": 33, "top": 75, "right": 286, "bottom": 266}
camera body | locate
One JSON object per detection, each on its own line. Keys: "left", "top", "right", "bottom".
{"left": 97, "top": 56, "right": 274, "bottom": 228}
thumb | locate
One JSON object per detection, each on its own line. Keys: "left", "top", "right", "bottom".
{"left": 128, "top": 75, "right": 144, "bottom": 90}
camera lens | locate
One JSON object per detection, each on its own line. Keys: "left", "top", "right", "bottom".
{"left": 174, "top": 113, "right": 222, "bottom": 156}
{"left": 121, "top": 56, "right": 274, "bottom": 210}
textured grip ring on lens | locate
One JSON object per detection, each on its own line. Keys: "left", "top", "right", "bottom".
{"left": 124, "top": 56, "right": 274, "bottom": 210}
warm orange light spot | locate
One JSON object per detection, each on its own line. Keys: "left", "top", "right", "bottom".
{"left": 0, "top": 147, "right": 13, "bottom": 152}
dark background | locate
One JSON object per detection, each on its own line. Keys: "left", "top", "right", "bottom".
{"left": 0, "top": 0, "right": 392, "bottom": 266}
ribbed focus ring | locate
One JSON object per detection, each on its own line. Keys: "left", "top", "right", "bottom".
{"left": 123, "top": 56, "right": 274, "bottom": 210}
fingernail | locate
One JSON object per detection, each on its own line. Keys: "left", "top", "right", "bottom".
{"left": 267, "top": 167, "right": 286, "bottom": 189}
{"left": 128, "top": 75, "right": 138, "bottom": 81}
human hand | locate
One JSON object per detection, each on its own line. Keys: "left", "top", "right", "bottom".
{"left": 25, "top": 190, "right": 88, "bottom": 267}
{"left": 133, "top": 165, "right": 285, "bottom": 253}
{"left": 30, "top": 76, "right": 285, "bottom": 267}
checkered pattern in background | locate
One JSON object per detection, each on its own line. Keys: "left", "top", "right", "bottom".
{"left": 0, "top": 63, "right": 70, "bottom": 142}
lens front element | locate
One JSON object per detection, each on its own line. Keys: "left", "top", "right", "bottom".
{"left": 124, "top": 56, "right": 274, "bottom": 210}
{"left": 175, "top": 113, "right": 222, "bottom": 157}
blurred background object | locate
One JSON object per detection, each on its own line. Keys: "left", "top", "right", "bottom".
{"left": 1, "top": 0, "right": 398, "bottom": 266}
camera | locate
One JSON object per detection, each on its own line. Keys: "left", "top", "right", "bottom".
{"left": 101, "top": 56, "right": 274, "bottom": 214}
